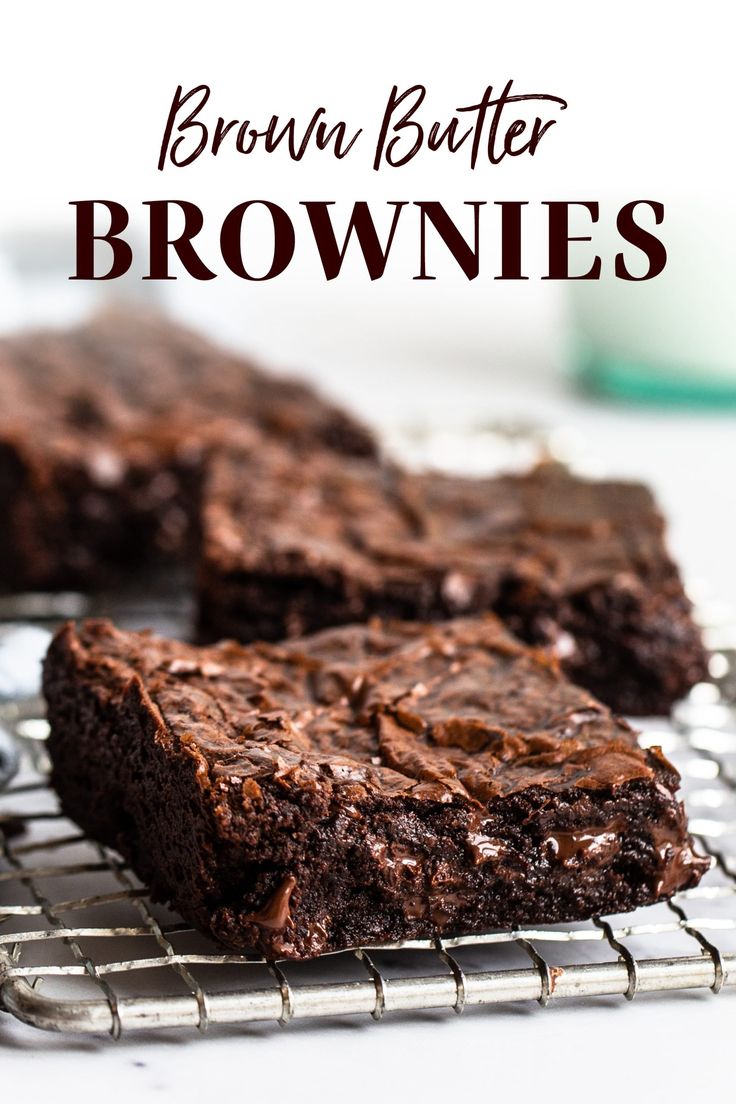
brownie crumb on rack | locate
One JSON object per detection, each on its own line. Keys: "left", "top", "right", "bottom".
{"left": 44, "top": 616, "right": 708, "bottom": 960}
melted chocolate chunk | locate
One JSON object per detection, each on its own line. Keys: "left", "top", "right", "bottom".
{"left": 44, "top": 615, "right": 708, "bottom": 960}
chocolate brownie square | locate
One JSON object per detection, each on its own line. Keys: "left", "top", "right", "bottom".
{"left": 0, "top": 310, "right": 376, "bottom": 590}
{"left": 197, "top": 445, "right": 707, "bottom": 715}
{"left": 44, "top": 616, "right": 708, "bottom": 960}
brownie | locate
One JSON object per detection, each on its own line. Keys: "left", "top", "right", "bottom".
{"left": 44, "top": 616, "right": 708, "bottom": 960}
{"left": 197, "top": 446, "right": 707, "bottom": 715}
{"left": 0, "top": 310, "right": 376, "bottom": 590}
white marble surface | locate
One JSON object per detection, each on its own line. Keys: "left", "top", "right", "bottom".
{"left": 1, "top": 992, "right": 734, "bottom": 1103}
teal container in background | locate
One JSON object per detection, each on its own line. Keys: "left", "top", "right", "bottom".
{"left": 570, "top": 197, "right": 736, "bottom": 407}
{"left": 575, "top": 340, "right": 736, "bottom": 406}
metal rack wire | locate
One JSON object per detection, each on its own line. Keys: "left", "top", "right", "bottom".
{"left": 1, "top": 599, "right": 735, "bottom": 1037}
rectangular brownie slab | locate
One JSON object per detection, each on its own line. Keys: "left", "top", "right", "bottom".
{"left": 43, "top": 616, "right": 708, "bottom": 960}
{"left": 0, "top": 310, "right": 375, "bottom": 591}
{"left": 197, "top": 447, "right": 707, "bottom": 715}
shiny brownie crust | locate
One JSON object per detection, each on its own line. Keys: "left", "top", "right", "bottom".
{"left": 44, "top": 616, "right": 708, "bottom": 960}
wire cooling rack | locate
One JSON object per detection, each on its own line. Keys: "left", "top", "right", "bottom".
{"left": 1, "top": 596, "right": 735, "bottom": 1037}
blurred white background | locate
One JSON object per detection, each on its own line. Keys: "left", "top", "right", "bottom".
{"left": 0, "top": 0, "right": 733, "bottom": 378}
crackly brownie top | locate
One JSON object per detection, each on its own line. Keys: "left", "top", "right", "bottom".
{"left": 53, "top": 616, "right": 666, "bottom": 806}
{"left": 203, "top": 444, "right": 675, "bottom": 599}
{"left": 0, "top": 310, "right": 374, "bottom": 455}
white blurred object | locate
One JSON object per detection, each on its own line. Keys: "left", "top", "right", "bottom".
{"left": 0, "top": 227, "right": 161, "bottom": 334}
{"left": 0, "top": 625, "right": 52, "bottom": 700}
{"left": 0, "top": 251, "right": 23, "bottom": 331}
{"left": 0, "top": 229, "right": 92, "bottom": 331}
